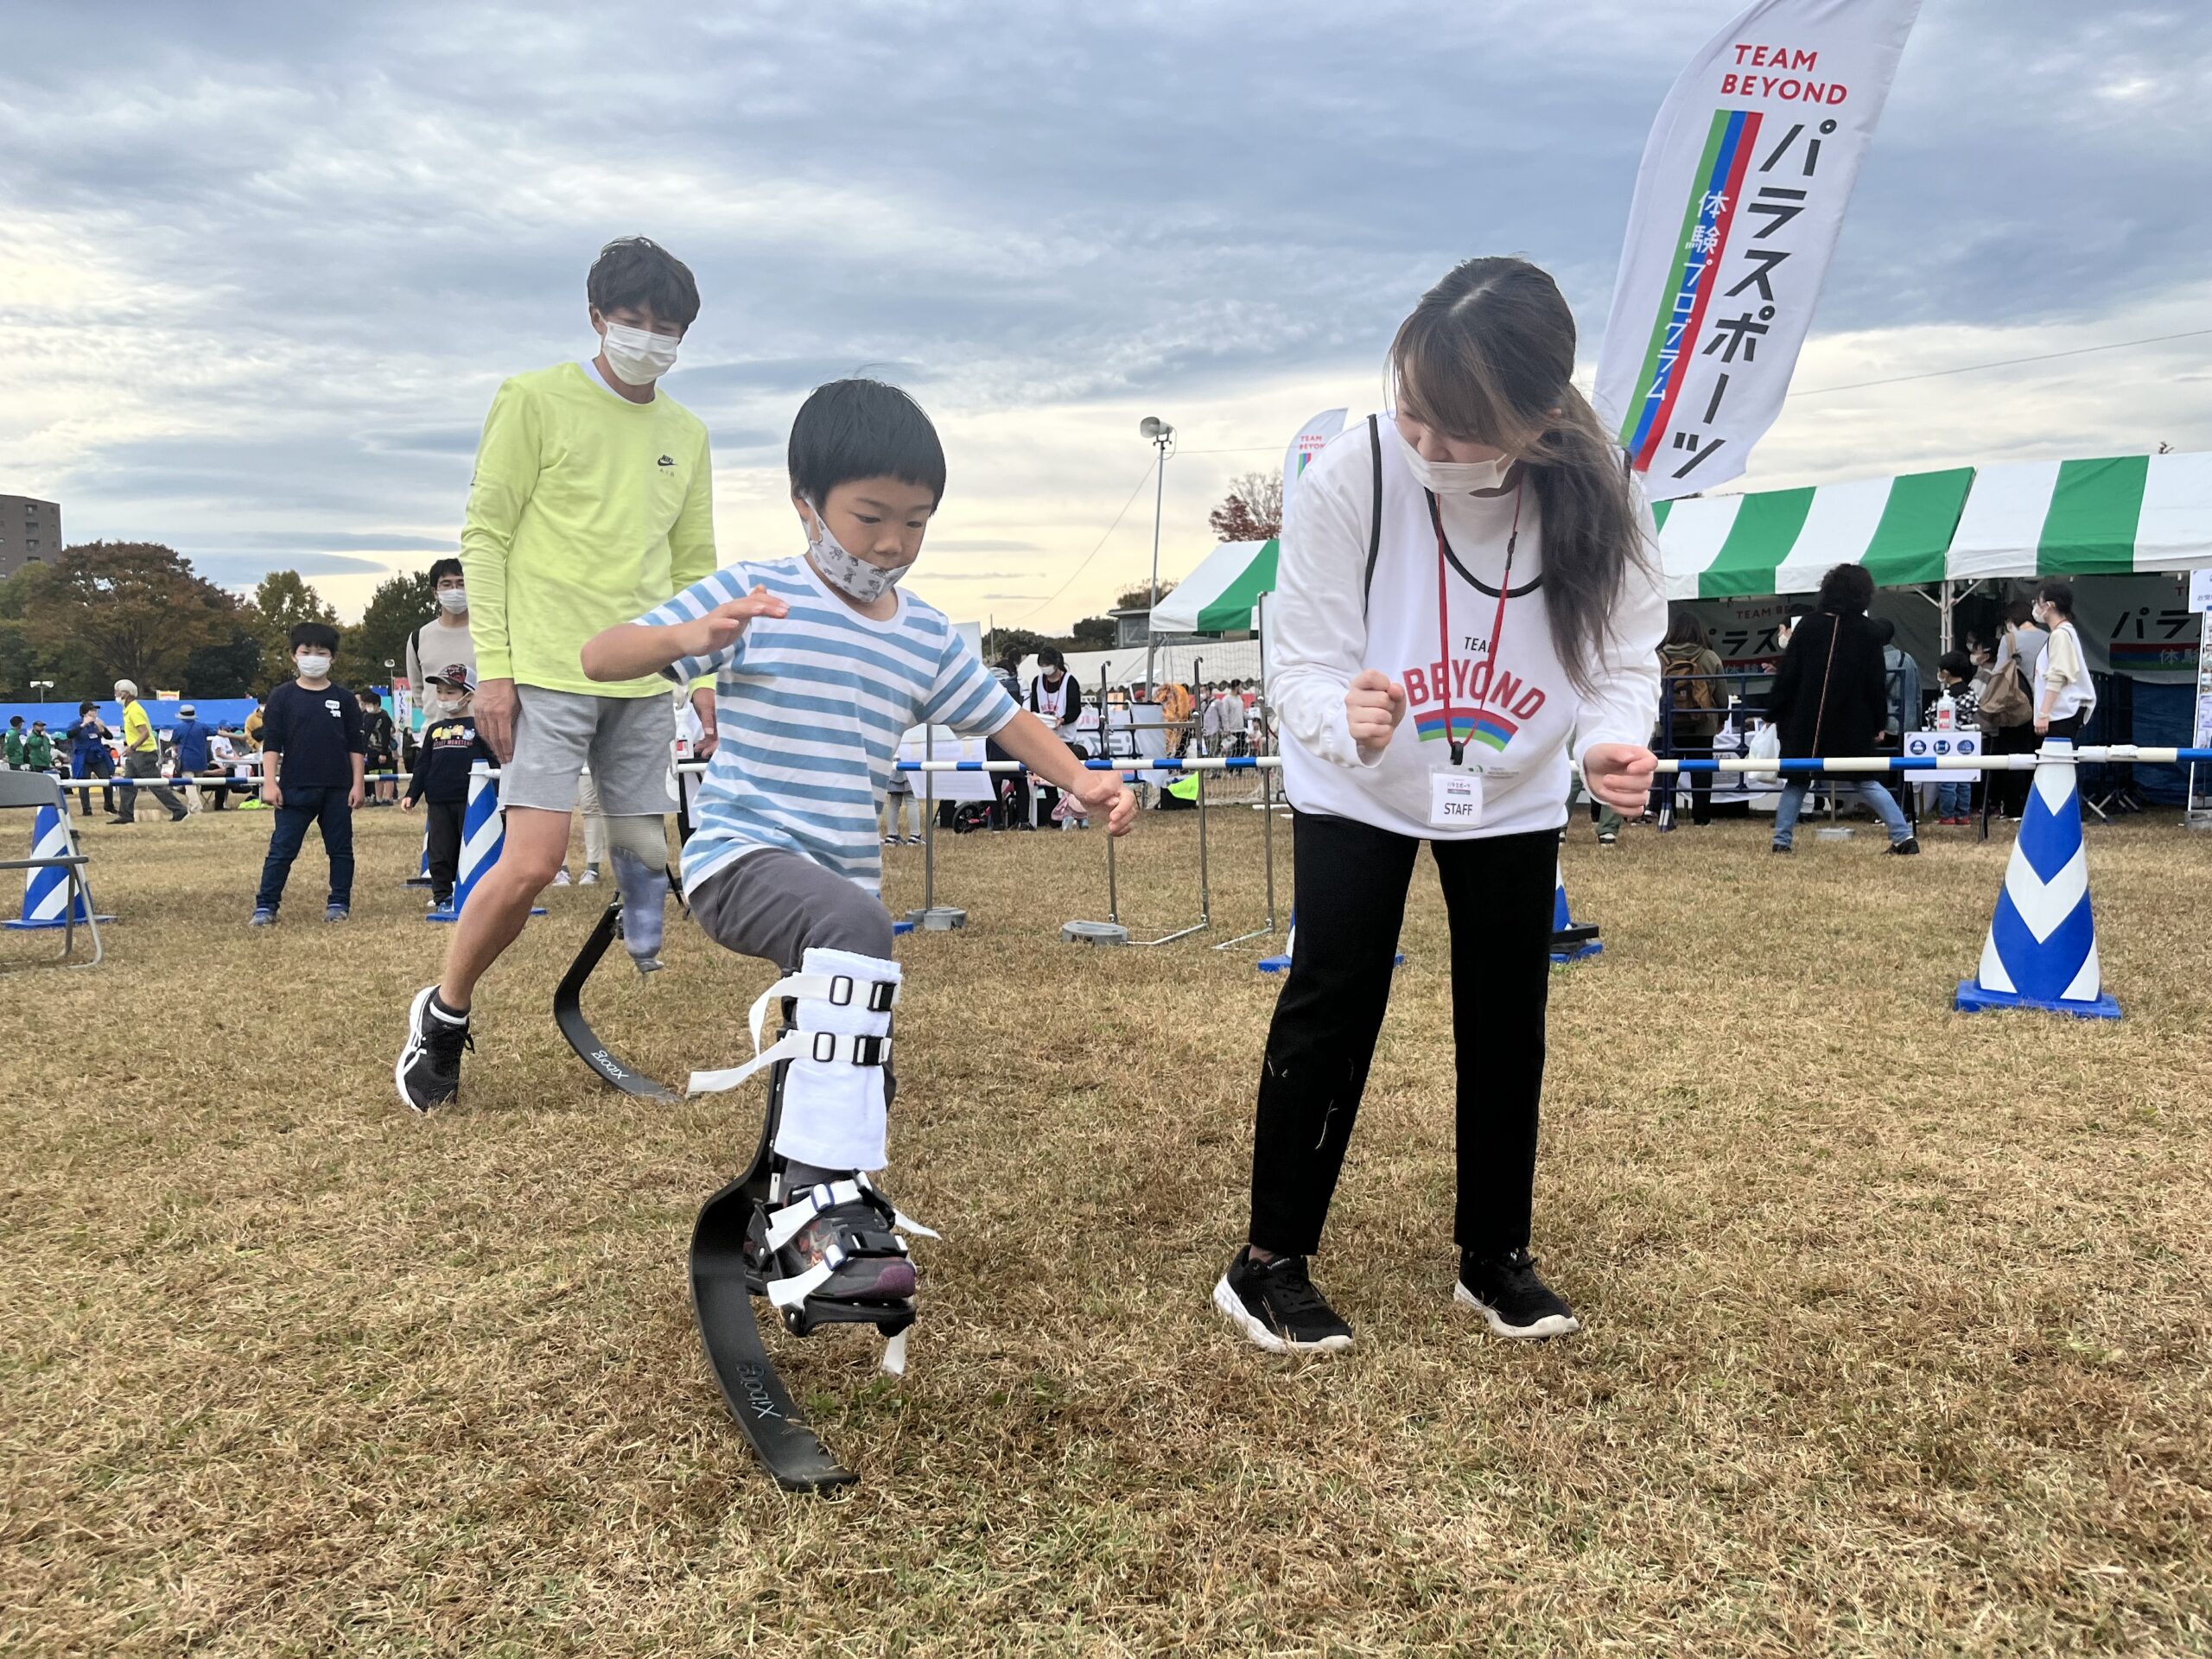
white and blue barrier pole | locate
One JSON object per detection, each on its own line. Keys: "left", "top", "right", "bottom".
{"left": 6, "top": 802, "right": 114, "bottom": 931}
{"left": 427, "top": 762, "right": 547, "bottom": 925}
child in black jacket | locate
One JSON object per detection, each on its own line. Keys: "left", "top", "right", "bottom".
{"left": 402, "top": 668, "right": 493, "bottom": 908}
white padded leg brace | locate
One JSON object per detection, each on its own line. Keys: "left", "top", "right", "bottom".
{"left": 687, "top": 947, "right": 901, "bottom": 1173}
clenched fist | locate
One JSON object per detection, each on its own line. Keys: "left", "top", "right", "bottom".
{"left": 1345, "top": 669, "right": 1408, "bottom": 761}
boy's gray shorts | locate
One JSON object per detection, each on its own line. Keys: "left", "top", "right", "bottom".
{"left": 501, "top": 686, "right": 676, "bottom": 817}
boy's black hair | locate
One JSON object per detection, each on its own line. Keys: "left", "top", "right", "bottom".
{"left": 788, "top": 378, "right": 947, "bottom": 510}
{"left": 1939, "top": 649, "right": 1973, "bottom": 681}
{"left": 289, "top": 621, "right": 340, "bottom": 652}
{"left": 588, "top": 236, "right": 700, "bottom": 331}
{"left": 1869, "top": 615, "right": 1897, "bottom": 645}
{"left": 428, "top": 556, "right": 464, "bottom": 585}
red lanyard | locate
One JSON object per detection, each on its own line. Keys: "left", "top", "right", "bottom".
{"left": 1428, "top": 480, "right": 1522, "bottom": 766}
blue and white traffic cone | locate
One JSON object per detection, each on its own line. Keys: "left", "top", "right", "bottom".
{"left": 427, "top": 764, "right": 545, "bottom": 924}
{"left": 6, "top": 802, "right": 115, "bottom": 930}
{"left": 1550, "top": 863, "right": 1601, "bottom": 964}
{"left": 1955, "top": 741, "right": 2120, "bottom": 1019}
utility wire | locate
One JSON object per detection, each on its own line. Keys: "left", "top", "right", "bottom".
{"left": 1168, "top": 327, "right": 2212, "bottom": 450}
{"left": 1784, "top": 327, "right": 2212, "bottom": 397}
{"left": 1002, "top": 457, "right": 1159, "bottom": 626}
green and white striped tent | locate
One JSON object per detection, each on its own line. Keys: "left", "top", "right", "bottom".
{"left": 1652, "top": 450, "right": 2212, "bottom": 600}
{"left": 1148, "top": 538, "right": 1278, "bottom": 634}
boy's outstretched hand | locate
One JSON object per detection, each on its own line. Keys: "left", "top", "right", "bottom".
{"left": 683, "top": 586, "right": 787, "bottom": 660}
{"left": 1071, "top": 770, "right": 1138, "bottom": 836}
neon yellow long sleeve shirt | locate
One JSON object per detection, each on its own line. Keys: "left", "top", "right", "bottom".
{"left": 459, "top": 362, "right": 717, "bottom": 697}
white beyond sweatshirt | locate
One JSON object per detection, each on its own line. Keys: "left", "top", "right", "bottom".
{"left": 1271, "top": 418, "right": 1667, "bottom": 842}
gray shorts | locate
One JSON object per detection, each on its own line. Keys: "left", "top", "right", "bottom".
{"left": 502, "top": 686, "right": 676, "bottom": 817}
{"left": 689, "top": 849, "right": 895, "bottom": 972}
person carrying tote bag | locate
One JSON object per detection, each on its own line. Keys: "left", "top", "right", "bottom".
{"left": 1211, "top": 257, "right": 1666, "bottom": 1355}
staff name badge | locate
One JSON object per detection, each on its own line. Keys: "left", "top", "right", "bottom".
{"left": 1428, "top": 766, "right": 1483, "bottom": 830}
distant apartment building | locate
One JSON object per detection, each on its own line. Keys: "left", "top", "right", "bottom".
{"left": 0, "top": 496, "right": 61, "bottom": 579}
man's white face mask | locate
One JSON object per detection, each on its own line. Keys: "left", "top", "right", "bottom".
{"left": 600, "top": 319, "right": 681, "bottom": 385}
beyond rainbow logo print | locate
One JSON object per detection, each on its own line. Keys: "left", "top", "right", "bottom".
{"left": 1414, "top": 709, "right": 1519, "bottom": 753}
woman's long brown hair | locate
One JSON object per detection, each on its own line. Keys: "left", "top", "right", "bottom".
{"left": 1389, "top": 256, "right": 1651, "bottom": 697}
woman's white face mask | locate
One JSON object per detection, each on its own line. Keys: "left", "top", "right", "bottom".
{"left": 1392, "top": 418, "right": 1513, "bottom": 494}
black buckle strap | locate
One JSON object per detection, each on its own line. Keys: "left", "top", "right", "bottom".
{"left": 850, "top": 1034, "right": 889, "bottom": 1066}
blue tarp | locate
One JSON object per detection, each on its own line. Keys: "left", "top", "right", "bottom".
{"left": 0, "top": 698, "right": 262, "bottom": 735}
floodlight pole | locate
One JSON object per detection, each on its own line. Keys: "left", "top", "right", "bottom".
{"left": 1142, "top": 419, "right": 1173, "bottom": 694}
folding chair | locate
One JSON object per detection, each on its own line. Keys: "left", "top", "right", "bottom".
{"left": 1, "top": 771, "right": 105, "bottom": 969}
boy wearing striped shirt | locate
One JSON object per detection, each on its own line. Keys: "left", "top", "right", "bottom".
{"left": 582, "top": 379, "right": 1134, "bottom": 1307}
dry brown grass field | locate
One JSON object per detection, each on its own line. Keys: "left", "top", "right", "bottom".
{"left": 3, "top": 794, "right": 2209, "bottom": 1656}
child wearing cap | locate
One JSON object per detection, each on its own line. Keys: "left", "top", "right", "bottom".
{"left": 402, "top": 668, "right": 493, "bottom": 912}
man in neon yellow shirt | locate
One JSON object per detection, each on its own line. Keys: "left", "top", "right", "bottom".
{"left": 397, "top": 236, "right": 718, "bottom": 1111}
{"left": 109, "top": 678, "right": 186, "bottom": 824}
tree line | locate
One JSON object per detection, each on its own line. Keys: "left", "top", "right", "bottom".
{"left": 3, "top": 471, "right": 1288, "bottom": 700}
{"left": 0, "top": 542, "right": 439, "bottom": 700}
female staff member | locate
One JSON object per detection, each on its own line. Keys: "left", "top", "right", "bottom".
{"left": 2030, "top": 579, "right": 2094, "bottom": 740}
{"left": 1212, "top": 257, "right": 1664, "bottom": 1354}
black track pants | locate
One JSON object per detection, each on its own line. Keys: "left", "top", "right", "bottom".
{"left": 1249, "top": 812, "right": 1559, "bottom": 1259}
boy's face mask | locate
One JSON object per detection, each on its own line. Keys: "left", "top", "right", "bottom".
{"left": 805, "top": 500, "right": 912, "bottom": 604}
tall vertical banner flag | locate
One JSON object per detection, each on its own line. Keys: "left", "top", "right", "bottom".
{"left": 1593, "top": 0, "right": 1920, "bottom": 501}
{"left": 1281, "top": 409, "right": 1347, "bottom": 525}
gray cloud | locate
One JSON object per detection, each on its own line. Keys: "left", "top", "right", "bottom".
{"left": 2, "top": 0, "right": 2207, "bottom": 626}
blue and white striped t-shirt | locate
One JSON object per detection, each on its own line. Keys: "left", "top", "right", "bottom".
{"left": 639, "top": 555, "right": 1018, "bottom": 896}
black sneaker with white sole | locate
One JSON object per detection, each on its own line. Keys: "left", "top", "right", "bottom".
{"left": 395, "top": 984, "right": 472, "bottom": 1112}
{"left": 1455, "top": 1248, "right": 1580, "bottom": 1339}
{"left": 1213, "top": 1246, "right": 1353, "bottom": 1355}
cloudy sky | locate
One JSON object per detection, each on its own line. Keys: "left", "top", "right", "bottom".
{"left": 3, "top": 1, "right": 2206, "bottom": 628}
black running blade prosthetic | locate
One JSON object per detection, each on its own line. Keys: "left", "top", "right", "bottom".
{"left": 691, "top": 1174, "right": 857, "bottom": 1494}
{"left": 554, "top": 899, "right": 680, "bottom": 1100}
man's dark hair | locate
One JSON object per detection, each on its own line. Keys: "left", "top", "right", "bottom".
{"left": 788, "top": 378, "right": 947, "bottom": 509}
{"left": 588, "top": 236, "right": 700, "bottom": 331}
{"left": 428, "top": 556, "right": 463, "bottom": 585}
{"left": 1870, "top": 615, "right": 1897, "bottom": 645}
{"left": 1815, "top": 563, "right": 1876, "bottom": 615}
{"left": 1939, "top": 650, "right": 1972, "bottom": 681}
{"left": 289, "top": 621, "right": 340, "bottom": 652}
{"left": 7, "top": 715, "right": 20, "bottom": 727}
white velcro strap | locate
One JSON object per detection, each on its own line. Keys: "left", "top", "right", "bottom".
{"left": 766, "top": 1260, "right": 836, "bottom": 1311}
{"left": 761, "top": 1179, "right": 865, "bottom": 1254}
{"left": 880, "top": 1329, "right": 909, "bottom": 1378}
{"left": 686, "top": 1031, "right": 799, "bottom": 1097}
{"left": 747, "top": 970, "right": 901, "bottom": 1050}
{"left": 856, "top": 1172, "right": 940, "bottom": 1240}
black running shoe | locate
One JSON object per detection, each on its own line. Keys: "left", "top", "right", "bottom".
{"left": 395, "top": 984, "right": 471, "bottom": 1113}
{"left": 1886, "top": 836, "right": 1921, "bottom": 856}
{"left": 1455, "top": 1248, "right": 1580, "bottom": 1339}
{"left": 1213, "top": 1247, "right": 1353, "bottom": 1355}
